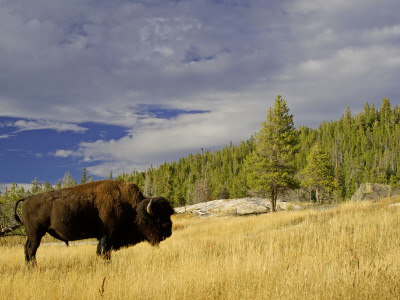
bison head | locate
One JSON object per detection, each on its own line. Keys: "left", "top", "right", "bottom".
{"left": 136, "top": 197, "right": 174, "bottom": 246}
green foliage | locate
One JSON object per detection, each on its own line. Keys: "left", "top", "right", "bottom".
{"left": 28, "top": 178, "right": 55, "bottom": 196}
{"left": 31, "top": 177, "right": 42, "bottom": 195}
{"left": 43, "top": 182, "right": 54, "bottom": 192}
{"left": 245, "top": 95, "right": 299, "bottom": 211}
{"left": 0, "top": 183, "right": 25, "bottom": 232}
{"left": 62, "top": 171, "right": 77, "bottom": 188}
{"left": 312, "top": 98, "right": 400, "bottom": 196}
{"left": 116, "top": 140, "right": 253, "bottom": 207}
{"left": 81, "top": 167, "right": 88, "bottom": 184}
{"left": 0, "top": 173, "right": 78, "bottom": 234}
{"left": 80, "top": 167, "right": 93, "bottom": 184}
{"left": 300, "top": 142, "right": 335, "bottom": 203}
{"left": 1, "top": 183, "right": 25, "bottom": 204}
{"left": 117, "top": 97, "right": 400, "bottom": 207}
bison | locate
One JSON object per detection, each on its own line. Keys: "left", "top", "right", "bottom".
{"left": 14, "top": 180, "right": 174, "bottom": 263}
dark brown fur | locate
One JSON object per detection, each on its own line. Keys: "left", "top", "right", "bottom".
{"left": 14, "top": 180, "right": 174, "bottom": 263}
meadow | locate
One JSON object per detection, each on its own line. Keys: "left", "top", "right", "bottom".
{"left": 0, "top": 198, "right": 399, "bottom": 299}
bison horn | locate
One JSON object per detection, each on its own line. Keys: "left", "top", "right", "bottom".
{"left": 147, "top": 198, "right": 155, "bottom": 216}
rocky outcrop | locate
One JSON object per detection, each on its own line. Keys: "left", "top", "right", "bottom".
{"left": 351, "top": 183, "right": 400, "bottom": 201}
{"left": 174, "top": 198, "right": 300, "bottom": 217}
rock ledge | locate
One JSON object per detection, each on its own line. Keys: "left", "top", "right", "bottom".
{"left": 175, "top": 198, "right": 300, "bottom": 217}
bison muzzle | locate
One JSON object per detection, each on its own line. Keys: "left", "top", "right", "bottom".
{"left": 14, "top": 180, "right": 174, "bottom": 264}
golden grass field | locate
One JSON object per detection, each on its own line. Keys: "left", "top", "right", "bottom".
{"left": 0, "top": 198, "right": 399, "bottom": 299}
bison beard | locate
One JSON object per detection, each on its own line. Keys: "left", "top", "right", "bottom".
{"left": 14, "top": 180, "right": 174, "bottom": 264}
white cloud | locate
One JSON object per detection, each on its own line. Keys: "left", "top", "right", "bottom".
{"left": 9, "top": 119, "right": 88, "bottom": 133}
{"left": 1, "top": 0, "right": 400, "bottom": 178}
{"left": 0, "top": 134, "right": 13, "bottom": 139}
{"left": 361, "top": 25, "right": 400, "bottom": 44}
{"left": 57, "top": 94, "right": 266, "bottom": 176}
{"left": 53, "top": 149, "right": 79, "bottom": 158}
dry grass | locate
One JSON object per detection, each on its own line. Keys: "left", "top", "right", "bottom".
{"left": 1, "top": 198, "right": 400, "bottom": 299}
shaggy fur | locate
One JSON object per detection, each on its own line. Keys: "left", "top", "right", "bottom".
{"left": 14, "top": 180, "right": 174, "bottom": 263}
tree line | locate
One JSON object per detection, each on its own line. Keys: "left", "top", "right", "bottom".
{"left": 116, "top": 97, "right": 400, "bottom": 207}
{"left": 2, "top": 97, "right": 399, "bottom": 217}
{"left": 0, "top": 170, "right": 94, "bottom": 232}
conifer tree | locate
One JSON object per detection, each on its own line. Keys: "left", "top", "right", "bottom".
{"left": 62, "top": 171, "right": 77, "bottom": 188}
{"left": 31, "top": 177, "right": 42, "bottom": 195}
{"left": 43, "top": 182, "right": 54, "bottom": 192}
{"left": 80, "top": 167, "right": 94, "bottom": 184}
{"left": 300, "top": 141, "right": 335, "bottom": 203}
{"left": 245, "top": 95, "right": 299, "bottom": 212}
{"left": 80, "top": 167, "right": 88, "bottom": 184}
{"left": 55, "top": 180, "right": 62, "bottom": 190}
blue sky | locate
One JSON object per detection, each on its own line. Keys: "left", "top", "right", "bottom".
{"left": 1, "top": 0, "right": 400, "bottom": 187}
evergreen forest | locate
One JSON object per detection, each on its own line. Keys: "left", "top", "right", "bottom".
{"left": 115, "top": 98, "right": 400, "bottom": 206}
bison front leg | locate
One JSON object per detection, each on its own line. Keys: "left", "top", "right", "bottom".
{"left": 96, "top": 236, "right": 112, "bottom": 260}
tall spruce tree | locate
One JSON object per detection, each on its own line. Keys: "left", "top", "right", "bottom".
{"left": 245, "top": 95, "right": 299, "bottom": 212}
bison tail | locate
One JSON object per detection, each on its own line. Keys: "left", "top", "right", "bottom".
{"left": 14, "top": 198, "right": 25, "bottom": 224}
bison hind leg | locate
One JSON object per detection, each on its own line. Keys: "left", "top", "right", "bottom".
{"left": 24, "top": 236, "right": 43, "bottom": 265}
{"left": 24, "top": 239, "right": 30, "bottom": 262}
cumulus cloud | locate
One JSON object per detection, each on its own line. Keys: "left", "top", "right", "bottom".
{"left": 0, "top": 1, "right": 287, "bottom": 123}
{"left": 56, "top": 94, "right": 265, "bottom": 176}
{"left": 1, "top": 0, "right": 400, "bottom": 177}
{"left": 53, "top": 149, "right": 80, "bottom": 158}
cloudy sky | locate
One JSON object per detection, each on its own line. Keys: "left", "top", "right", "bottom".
{"left": 1, "top": 0, "right": 399, "bottom": 186}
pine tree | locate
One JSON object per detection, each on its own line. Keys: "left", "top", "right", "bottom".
{"left": 245, "top": 95, "right": 299, "bottom": 212}
{"left": 80, "top": 167, "right": 88, "bottom": 184}
{"left": 31, "top": 177, "right": 42, "bottom": 195}
{"left": 62, "top": 171, "right": 77, "bottom": 188}
{"left": 43, "top": 182, "right": 54, "bottom": 192}
{"left": 55, "top": 180, "right": 62, "bottom": 190}
{"left": 300, "top": 141, "right": 335, "bottom": 204}
{"left": 380, "top": 98, "right": 392, "bottom": 124}
{"left": 80, "top": 167, "right": 93, "bottom": 184}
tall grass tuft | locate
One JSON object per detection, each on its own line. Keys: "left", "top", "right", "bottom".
{"left": 0, "top": 198, "right": 399, "bottom": 299}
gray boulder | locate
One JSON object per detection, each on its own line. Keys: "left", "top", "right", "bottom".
{"left": 175, "top": 198, "right": 300, "bottom": 217}
{"left": 351, "top": 183, "right": 400, "bottom": 201}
